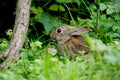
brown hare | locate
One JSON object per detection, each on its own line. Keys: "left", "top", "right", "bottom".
{"left": 50, "top": 25, "right": 91, "bottom": 58}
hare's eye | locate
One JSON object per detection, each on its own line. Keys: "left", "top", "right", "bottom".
{"left": 56, "top": 28, "right": 62, "bottom": 33}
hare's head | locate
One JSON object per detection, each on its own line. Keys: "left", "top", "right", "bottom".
{"left": 50, "top": 25, "right": 91, "bottom": 44}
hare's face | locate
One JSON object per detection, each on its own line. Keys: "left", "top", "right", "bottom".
{"left": 50, "top": 26, "right": 73, "bottom": 44}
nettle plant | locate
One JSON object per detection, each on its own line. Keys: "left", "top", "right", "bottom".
{"left": 97, "top": 2, "right": 120, "bottom": 43}
{"left": 73, "top": 1, "right": 120, "bottom": 43}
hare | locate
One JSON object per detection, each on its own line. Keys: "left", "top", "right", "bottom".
{"left": 50, "top": 25, "right": 91, "bottom": 58}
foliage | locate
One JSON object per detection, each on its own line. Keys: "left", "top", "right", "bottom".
{"left": 0, "top": 38, "right": 9, "bottom": 52}
{"left": 30, "top": 0, "right": 120, "bottom": 43}
{"left": 0, "top": 29, "right": 12, "bottom": 52}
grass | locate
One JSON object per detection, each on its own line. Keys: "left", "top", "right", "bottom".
{"left": 0, "top": 38, "right": 120, "bottom": 80}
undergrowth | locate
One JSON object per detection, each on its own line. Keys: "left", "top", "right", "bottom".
{"left": 0, "top": 37, "right": 120, "bottom": 80}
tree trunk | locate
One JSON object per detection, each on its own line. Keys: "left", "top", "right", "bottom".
{"left": 0, "top": 0, "right": 31, "bottom": 69}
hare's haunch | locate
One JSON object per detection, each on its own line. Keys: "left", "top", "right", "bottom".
{"left": 50, "top": 26, "right": 91, "bottom": 57}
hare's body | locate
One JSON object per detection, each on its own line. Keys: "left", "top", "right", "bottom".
{"left": 50, "top": 26, "right": 91, "bottom": 57}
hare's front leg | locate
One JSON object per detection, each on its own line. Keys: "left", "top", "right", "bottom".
{"left": 67, "top": 44, "right": 80, "bottom": 57}
{"left": 57, "top": 43, "right": 68, "bottom": 56}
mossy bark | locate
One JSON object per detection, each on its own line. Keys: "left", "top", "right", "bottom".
{"left": 0, "top": 0, "right": 31, "bottom": 69}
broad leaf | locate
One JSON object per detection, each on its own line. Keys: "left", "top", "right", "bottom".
{"left": 59, "top": 5, "right": 65, "bottom": 11}
{"left": 100, "top": 3, "right": 107, "bottom": 11}
{"left": 38, "top": 13, "right": 61, "bottom": 34}
{"left": 49, "top": 4, "right": 59, "bottom": 11}
{"left": 107, "top": 8, "right": 114, "bottom": 15}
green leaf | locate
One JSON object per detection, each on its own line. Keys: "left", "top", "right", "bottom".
{"left": 31, "top": 7, "right": 43, "bottom": 14}
{"left": 106, "top": 8, "right": 114, "bottom": 15}
{"left": 89, "top": 4, "right": 97, "bottom": 10}
{"left": 59, "top": 5, "right": 65, "bottom": 11}
{"left": 31, "top": 7, "right": 38, "bottom": 14}
{"left": 104, "top": 48, "right": 120, "bottom": 65}
{"left": 38, "top": 13, "right": 61, "bottom": 34}
{"left": 91, "top": 39, "right": 108, "bottom": 52}
{"left": 37, "top": 7, "right": 43, "bottom": 13}
{"left": 49, "top": 4, "right": 59, "bottom": 11}
{"left": 6, "top": 29, "right": 13, "bottom": 37}
{"left": 56, "top": 0, "right": 81, "bottom": 6}
{"left": 56, "top": 0, "right": 74, "bottom": 3}
{"left": 100, "top": 3, "right": 107, "bottom": 11}
{"left": 115, "top": 15, "right": 120, "bottom": 20}
{"left": 30, "top": 41, "right": 42, "bottom": 52}
{"left": 31, "top": 7, "right": 43, "bottom": 21}
{"left": 109, "top": 32, "right": 120, "bottom": 38}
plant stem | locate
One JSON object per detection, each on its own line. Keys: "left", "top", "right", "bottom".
{"left": 95, "top": 0, "right": 100, "bottom": 38}
{"left": 63, "top": 3, "right": 76, "bottom": 27}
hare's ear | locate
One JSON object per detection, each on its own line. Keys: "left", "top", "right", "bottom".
{"left": 70, "top": 27, "right": 91, "bottom": 35}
